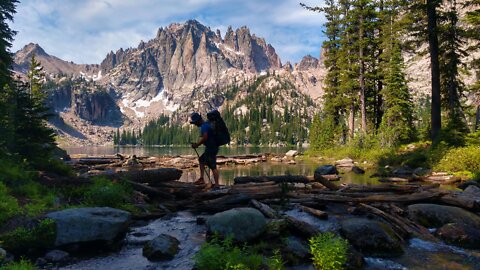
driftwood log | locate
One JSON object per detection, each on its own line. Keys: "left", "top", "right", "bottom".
{"left": 234, "top": 175, "right": 310, "bottom": 184}
{"left": 299, "top": 205, "right": 328, "bottom": 219}
{"left": 250, "top": 199, "right": 279, "bottom": 218}
{"left": 313, "top": 172, "right": 339, "bottom": 190}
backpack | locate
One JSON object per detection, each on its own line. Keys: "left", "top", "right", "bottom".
{"left": 206, "top": 109, "right": 231, "bottom": 146}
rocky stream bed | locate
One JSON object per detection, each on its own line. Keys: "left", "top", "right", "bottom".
{"left": 5, "top": 152, "right": 480, "bottom": 270}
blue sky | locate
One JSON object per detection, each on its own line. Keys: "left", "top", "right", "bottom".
{"left": 11, "top": 0, "right": 327, "bottom": 65}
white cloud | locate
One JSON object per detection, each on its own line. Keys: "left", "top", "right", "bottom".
{"left": 10, "top": 0, "right": 327, "bottom": 64}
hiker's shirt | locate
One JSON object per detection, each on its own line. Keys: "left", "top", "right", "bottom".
{"left": 200, "top": 122, "right": 218, "bottom": 149}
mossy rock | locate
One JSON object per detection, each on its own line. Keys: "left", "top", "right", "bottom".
{"left": 340, "top": 218, "right": 403, "bottom": 257}
{"left": 142, "top": 234, "right": 179, "bottom": 261}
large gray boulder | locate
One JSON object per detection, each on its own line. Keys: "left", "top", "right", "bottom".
{"left": 407, "top": 204, "right": 480, "bottom": 249}
{"left": 46, "top": 207, "right": 131, "bottom": 246}
{"left": 436, "top": 222, "right": 480, "bottom": 249}
{"left": 142, "top": 234, "right": 179, "bottom": 261}
{"left": 340, "top": 218, "right": 403, "bottom": 257}
{"left": 407, "top": 204, "right": 480, "bottom": 228}
{"left": 206, "top": 208, "right": 267, "bottom": 242}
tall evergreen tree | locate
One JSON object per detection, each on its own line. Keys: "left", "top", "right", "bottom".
{"left": 0, "top": 0, "right": 18, "bottom": 154}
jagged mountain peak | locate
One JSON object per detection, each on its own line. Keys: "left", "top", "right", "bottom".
{"left": 17, "top": 42, "right": 48, "bottom": 57}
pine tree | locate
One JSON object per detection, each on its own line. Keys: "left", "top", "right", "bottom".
{"left": 0, "top": 0, "right": 18, "bottom": 154}
{"left": 379, "top": 43, "right": 415, "bottom": 146}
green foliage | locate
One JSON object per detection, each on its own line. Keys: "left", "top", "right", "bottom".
{"left": 0, "top": 259, "right": 36, "bottom": 270}
{"left": 309, "top": 232, "right": 348, "bottom": 270}
{"left": 84, "top": 177, "right": 132, "bottom": 209}
{"left": 266, "top": 250, "right": 285, "bottom": 270}
{"left": 0, "top": 183, "right": 20, "bottom": 226}
{"left": 0, "top": 159, "right": 34, "bottom": 187}
{"left": 435, "top": 146, "right": 480, "bottom": 175}
{"left": 194, "top": 237, "right": 264, "bottom": 270}
{"left": 0, "top": 219, "right": 56, "bottom": 255}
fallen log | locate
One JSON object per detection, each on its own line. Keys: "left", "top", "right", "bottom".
{"left": 250, "top": 199, "right": 279, "bottom": 218}
{"left": 313, "top": 173, "right": 339, "bottom": 190}
{"left": 378, "top": 177, "right": 411, "bottom": 183}
{"left": 106, "top": 168, "right": 183, "bottom": 184}
{"left": 299, "top": 205, "right": 328, "bottom": 219}
{"left": 76, "top": 158, "right": 118, "bottom": 165}
{"left": 234, "top": 175, "right": 310, "bottom": 185}
{"left": 288, "top": 191, "right": 441, "bottom": 204}
{"left": 340, "top": 184, "right": 439, "bottom": 194}
{"left": 286, "top": 216, "right": 321, "bottom": 237}
{"left": 321, "top": 174, "right": 341, "bottom": 181}
{"left": 359, "top": 203, "right": 437, "bottom": 242}
{"left": 193, "top": 194, "right": 252, "bottom": 213}
{"left": 126, "top": 180, "right": 175, "bottom": 200}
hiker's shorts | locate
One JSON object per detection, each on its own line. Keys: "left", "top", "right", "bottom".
{"left": 200, "top": 147, "right": 219, "bottom": 170}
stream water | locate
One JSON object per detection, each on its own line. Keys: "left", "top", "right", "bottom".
{"left": 59, "top": 146, "right": 480, "bottom": 269}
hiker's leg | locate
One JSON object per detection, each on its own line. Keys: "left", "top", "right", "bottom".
{"left": 212, "top": 168, "right": 219, "bottom": 186}
{"left": 199, "top": 162, "right": 205, "bottom": 182}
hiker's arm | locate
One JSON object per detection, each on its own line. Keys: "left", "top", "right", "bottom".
{"left": 192, "top": 133, "right": 208, "bottom": 148}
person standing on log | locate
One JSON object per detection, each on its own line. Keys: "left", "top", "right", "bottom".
{"left": 190, "top": 112, "right": 219, "bottom": 190}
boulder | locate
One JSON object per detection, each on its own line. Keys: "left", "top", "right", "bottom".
{"left": 340, "top": 218, "right": 403, "bottom": 257}
{"left": 142, "top": 234, "right": 180, "bottom": 261}
{"left": 407, "top": 204, "right": 480, "bottom": 228}
{"left": 44, "top": 249, "right": 70, "bottom": 263}
{"left": 284, "top": 236, "right": 310, "bottom": 260}
{"left": 285, "top": 150, "right": 299, "bottom": 157}
{"left": 352, "top": 166, "right": 365, "bottom": 175}
{"left": 392, "top": 167, "right": 412, "bottom": 177}
{"left": 206, "top": 208, "right": 267, "bottom": 242}
{"left": 46, "top": 207, "right": 131, "bottom": 246}
{"left": 462, "top": 185, "right": 480, "bottom": 198}
{"left": 457, "top": 180, "right": 480, "bottom": 190}
{"left": 335, "top": 158, "right": 354, "bottom": 168}
{"left": 0, "top": 247, "right": 6, "bottom": 263}
{"left": 314, "top": 165, "right": 338, "bottom": 176}
{"left": 436, "top": 222, "right": 480, "bottom": 249}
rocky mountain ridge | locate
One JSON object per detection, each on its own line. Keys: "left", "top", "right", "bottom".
{"left": 13, "top": 20, "right": 324, "bottom": 146}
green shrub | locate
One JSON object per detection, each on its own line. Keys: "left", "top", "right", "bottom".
{"left": 84, "top": 177, "right": 132, "bottom": 208}
{"left": 435, "top": 146, "right": 480, "bottom": 175}
{"left": 0, "top": 183, "right": 21, "bottom": 226}
{"left": 309, "top": 232, "right": 348, "bottom": 270}
{"left": 0, "top": 258, "right": 36, "bottom": 270}
{"left": 194, "top": 237, "right": 264, "bottom": 270}
{"left": 0, "top": 160, "right": 34, "bottom": 188}
{"left": 0, "top": 219, "right": 56, "bottom": 255}
{"left": 266, "top": 250, "right": 285, "bottom": 270}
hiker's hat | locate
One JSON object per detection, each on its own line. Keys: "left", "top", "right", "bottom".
{"left": 190, "top": 112, "right": 202, "bottom": 124}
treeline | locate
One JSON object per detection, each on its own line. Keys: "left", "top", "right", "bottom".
{"left": 222, "top": 76, "right": 313, "bottom": 145}
{"left": 305, "top": 0, "right": 480, "bottom": 150}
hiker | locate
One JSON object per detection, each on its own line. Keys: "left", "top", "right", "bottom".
{"left": 190, "top": 112, "right": 220, "bottom": 189}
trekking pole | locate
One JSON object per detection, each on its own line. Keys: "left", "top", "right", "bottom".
{"left": 192, "top": 144, "right": 212, "bottom": 184}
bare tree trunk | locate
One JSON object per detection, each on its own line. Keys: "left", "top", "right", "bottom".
{"left": 359, "top": 8, "right": 367, "bottom": 134}
{"left": 427, "top": 0, "right": 442, "bottom": 140}
{"left": 349, "top": 104, "right": 355, "bottom": 139}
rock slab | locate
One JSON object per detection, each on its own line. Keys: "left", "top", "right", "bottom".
{"left": 206, "top": 207, "right": 267, "bottom": 242}
{"left": 46, "top": 207, "right": 131, "bottom": 246}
